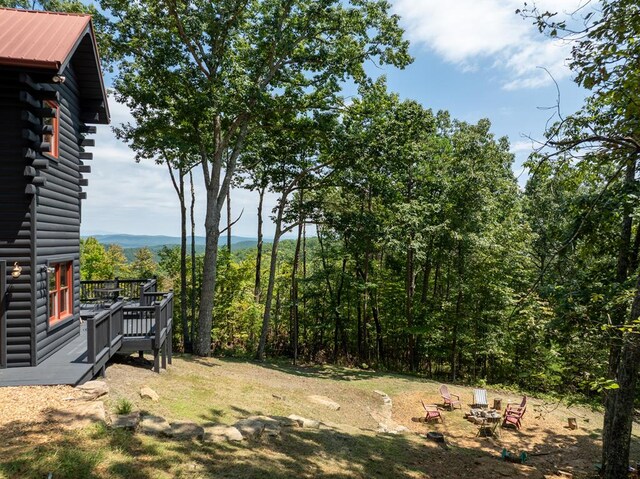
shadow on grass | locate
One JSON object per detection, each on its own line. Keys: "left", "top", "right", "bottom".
{"left": 0, "top": 409, "right": 607, "bottom": 479}
{"left": 220, "top": 357, "right": 420, "bottom": 383}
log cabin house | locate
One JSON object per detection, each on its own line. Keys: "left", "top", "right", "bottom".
{"left": 0, "top": 8, "right": 172, "bottom": 386}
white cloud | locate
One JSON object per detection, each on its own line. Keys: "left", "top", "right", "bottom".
{"left": 82, "top": 96, "right": 284, "bottom": 239}
{"left": 510, "top": 139, "right": 535, "bottom": 154}
{"left": 392, "top": 0, "right": 584, "bottom": 89}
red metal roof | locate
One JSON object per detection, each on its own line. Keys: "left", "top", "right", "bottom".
{"left": 0, "top": 8, "right": 92, "bottom": 71}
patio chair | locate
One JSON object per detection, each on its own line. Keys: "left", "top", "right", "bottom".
{"left": 421, "top": 400, "right": 444, "bottom": 423}
{"left": 503, "top": 396, "right": 527, "bottom": 429}
{"left": 439, "top": 384, "right": 462, "bottom": 410}
{"left": 505, "top": 396, "right": 527, "bottom": 415}
{"left": 473, "top": 388, "right": 489, "bottom": 408}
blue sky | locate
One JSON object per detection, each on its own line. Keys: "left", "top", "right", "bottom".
{"left": 81, "top": 0, "right": 588, "bottom": 239}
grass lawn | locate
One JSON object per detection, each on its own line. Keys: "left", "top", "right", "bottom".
{"left": 1, "top": 356, "right": 638, "bottom": 479}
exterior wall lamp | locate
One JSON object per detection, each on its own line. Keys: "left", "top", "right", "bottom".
{"left": 11, "top": 262, "right": 22, "bottom": 278}
{"left": 39, "top": 265, "right": 55, "bottom": 275}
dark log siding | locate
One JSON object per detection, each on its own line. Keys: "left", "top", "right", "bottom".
{"left": 35, "top": 64, "right": 84, "bottom": 363}
{"left": 0, "top": 63, "right": 93, "bottom": 367}
{"left": 0, "top": 69, "right": 34, "bottom": 367}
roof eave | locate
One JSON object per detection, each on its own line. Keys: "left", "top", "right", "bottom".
{"left": 0, "top": 58, "right": 60, "bottom": 70}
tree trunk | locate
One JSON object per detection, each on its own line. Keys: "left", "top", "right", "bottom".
{"left": 602, "top": 157, "right": 636, "bottom": 467}
{"left": 254, "top": 186, "right": 265, "bottom": 302}
{"left": 165, "top": 162, "right": 190, "bottom": 353}
{"left": 302, "top": 222, "right": 308, "bottom": 354}
{"left": 256, "top": 198, "right": 285, "bottom": 360}
{"left": 178, "top": 175, "right": 190, "bottom": 352}
{"left": 226, "top": 187, "right": 232, "bottom": 253}
{"left": 189, "top": 171, "right": 197, "bottom": 351}
{"left": 406, "top": 244, "right": 417, "bottom": 370}
{"left": 194, "top": 120, "right": 249, "bottom": 357}
{"left": 290, "top": 205, "right": 303, "bottom": 365}
{"left": 195, "top": 195, "right": 222, "bottom": 356}
{"left": 603, "top": 274, "right": 640, "bottom": 478}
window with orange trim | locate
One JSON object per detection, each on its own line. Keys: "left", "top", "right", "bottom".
{"left": 43, "top": 100, "right": 59, "bottom": 158}
{"left": 49, "top": 261, "right": 73, "bottom": 325}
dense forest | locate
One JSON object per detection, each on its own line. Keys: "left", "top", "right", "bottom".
{"left": 4, "top": 0, "right": 638, "bottom": 475}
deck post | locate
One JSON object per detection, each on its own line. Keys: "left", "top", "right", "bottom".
{"left": 168, "top": 326, "right": 172, "bottom": 365}
{"left": 87, "top": 317, "right": 96, "bottom": 364}
{"left": 0, "top": 261, "right": 6, "bottom": 369}
{"left": 106, "top": 308, "right": 112, "bottom": 354}
{"left": 153, "top": 348, "right": 160, "bottom": 373}
{"left": 161, "top": 340, "right": 167, "bottom": 369}
{"left": 154, "top": 303, "right": 162, "bottom": 350}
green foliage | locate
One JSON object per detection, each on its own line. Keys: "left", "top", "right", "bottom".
{"left": 130, "top": 247, "right": 157, "bottom": 280}
{"left": 114, "top": 398, "right": 133, "bottom": 415}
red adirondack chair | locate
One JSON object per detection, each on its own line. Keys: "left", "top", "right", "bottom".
{"left": 421, "top": 400, "right": 444, "bottom": 423}
{"left": 439, "top": 384, "right": 462, "bottom": 410}
{"left": 503, "top": 396, "right": 527, "bottom": 429}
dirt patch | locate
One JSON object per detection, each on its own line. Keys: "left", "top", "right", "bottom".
{"left": 0, "top": 385, "right": 86, "bottom": 458}
{"left": 0, "top": 385, "right": 83, "bottom": 430}
{"left": 392, "top": 389, "right": 612, "bottom": 478}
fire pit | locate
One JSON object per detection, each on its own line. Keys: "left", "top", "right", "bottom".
{"left": 426, "top": 431, "right": 445, "bottom": 443}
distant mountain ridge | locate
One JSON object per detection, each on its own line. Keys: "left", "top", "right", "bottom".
{"left": 84, "top": 234, "right": 257, "bottom": 249}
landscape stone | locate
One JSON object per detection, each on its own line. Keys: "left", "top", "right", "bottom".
{"left": 76, "top": 380, "right": 109, "bottom": 400}
{"left": 234, "top": 417, "right": 266, "bottom": 439}
{"left": 170, "top": 420, "right": 205, "bottom": 440}
{"left": 307, "top": 395, "right": 341, "bottom": 411}
{"left": 203, "top": 425, "right": 244, "bottom": 442}
{"left": 112, "top": 412, "right": 141, "bottom": 430}
{"left": 140, "top": 415, "right": 172, "bottom": 436}
{"left": 140, "top": 386, "right": 160, "bottom": 402}
{"left": 271, "top": 415, "right": 298, "bottom": 428}
{"left": 370, "top": 408, "right": 408, "bottom": 434}
{"left": 288, "top": 414, "right": 320, "bottom": 429}
{"left": 48, "top": 400, "right": 106, "bottom": 429}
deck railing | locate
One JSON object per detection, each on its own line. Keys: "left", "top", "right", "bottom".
{"left": 122, "top": 306, "right": 156, "bottom": 337}
{"left": 86, "top": 301, "right": 124, "bottom": 366}
{"left": 81, "top": 278, "right": 157, "bottom": 303}
{"left": 120, "top": 291, "right": 173, "bottom": 339}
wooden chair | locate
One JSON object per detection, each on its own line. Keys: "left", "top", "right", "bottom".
{"left": 503, "top": 396, "right": 527, "bottom": 429}
{"left": 505, "top": 395, "right": 527, "bottom": 415}
{"left": 473, "top": 388, "right": 489, "bottom": 408}
{"left": 421, "top": 400, "right": 444, "bottom": 423}
{"left": 439, "top": 384, "right": 462, "bottom": 410}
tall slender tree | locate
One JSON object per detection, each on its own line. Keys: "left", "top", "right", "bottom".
{"left": 102, "top": 0, "right": 412, "bottom": 356}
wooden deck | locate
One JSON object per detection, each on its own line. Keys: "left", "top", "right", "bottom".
{"left": 0, "top": 280, "right": 174, "bottom": 387}
{"left": 0, "top": 323, "right": 94, "bottom": 386}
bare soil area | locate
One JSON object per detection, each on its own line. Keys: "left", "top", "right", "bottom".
{"left": 1, "top": 356, "right": 639, "bottom": 479}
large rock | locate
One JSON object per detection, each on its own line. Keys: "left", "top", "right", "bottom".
{"left": 307, "top": 395, "right": 341, "bottom": 411}
{"left": 112, "top": 412, "right": 141, "bottom": 430}
{"left": 76, "top": 380, "right": 109, "bottom": 400}
{"left": 254, "top": 416, "right": 282, "bottom": 437}
{"left": 140, "top": 387, "right": 159, "bottom": 402}
{"left": 170, "top": 421, "right": 204, "bottom": 440}
{"left": 140, "top": 415, "right": 172, "bottom": 436}
{"left": 272, "top": 416, "right": 298, "bottom": 428}
{"left": 203, "top": 425, "right": 244, "bottom": 442}
{"left": 288, "top": 414, "right": 320, "bottom": 429}
{"left": 234, "top": 417, "right": 266, "bottom": 439}
{"left": 48, "top": 401, "right": 106, "bottom": 429}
